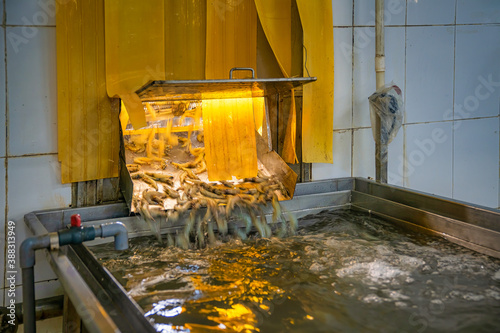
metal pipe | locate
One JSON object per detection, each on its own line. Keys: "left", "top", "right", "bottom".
{"left": 20, "top": 235, "right": 52, "bottom": 333}
{"left": 20, "top": 216, "right": 128, "bottom": 333}
{"left": 94, "top": 222, "right": 129, "bottom": 250}
{"left": 21, "top": 268, "right": 35, "bottom": 333}
{"left": 375, "top": 0, "right": 387, "bottom": 183}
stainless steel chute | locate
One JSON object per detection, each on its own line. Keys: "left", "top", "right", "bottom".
{"left": 135, "top": 77, "right": 317, "bottom": 101}
{"left": 120, "top": 72, "right": 317, "bottom": 212}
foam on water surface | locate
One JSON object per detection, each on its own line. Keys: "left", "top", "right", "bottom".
{"left": 92, "top": 209, "right": 500, "bottom": 333}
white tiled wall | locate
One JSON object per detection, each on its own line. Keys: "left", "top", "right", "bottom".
{"left": 312, "top": 130, "right": 352, "bottom": 179}
{"left": 407, "top": 0, "right": 456, "bottom": 25}
{"left": 387, "top": 123, "right": 404, "bottom": 186}
{"left": 354, "top": 0, "right": 406, "bottom": 26}
{"left": 314, "top": 0, "right": 500, "bottom": 209}
{"left": 8, "top": 155, "right": 71, "bottom": 285}
{"left": 6, "top": 0, "right": 56, "bottom": 26}
{"left": 456, "top": 0, "right": 500, "bottom": 24}
{"left": 352, "top": 128, "right": 375, "bottom": 177}
{"left": 454, "top": 25, "right": 500, "bottom": 120}
{"left": 405, "top": 122, "right": 453, "bottom": 197}
{"left": 333, "top": 28, "right": 352, "bottom": 130}
{"left": 1, "top": 0, "right": 72, "bottom": 308}
{"left": 406, "top": 26, "right": 455, "bottom": 124}
{"left": 7, "top": 26, "right": 58, "bottom": 155}
{"left": 453, "top": 118, "right": 499, "bottom": 208}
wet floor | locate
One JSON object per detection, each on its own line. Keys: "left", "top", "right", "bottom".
{"left": 92, "top": 209, "right": 500, "bottom": 333}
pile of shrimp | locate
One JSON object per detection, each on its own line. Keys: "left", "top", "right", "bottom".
{"left": 128, "top": 160, "right": 296, "bottom": 249}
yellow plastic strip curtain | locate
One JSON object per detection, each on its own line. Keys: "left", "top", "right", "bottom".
{"left": 203, "top": 96, "right": 258, "bottom": 181}
{"left": 296, "top": 0, "right": 334, "bottom": 163}
{"left": 105, "top": 0, "right": 165, "bottom": 129}
{"left": 282, "top": 89, "right": 297, "bottom": 162}
{"left": 253, "top": 97, "right": 265, "bottom": 135}
{"left": 204, "top": 0, "right": 258, "bottom": 180}
{"left": 255, "top": 0, "right": 297, "bottom": 163}
{"left": 254, "top": 0, "right": 291, "bottom": 77}
{"left": 205, "top": 0, "right": 257, "bottom": 79}
{"left": 57, "top": 0, "right": 119, "bottom": 183}
{"left": 165, "top": 0, "right": 206, "bottom": 80}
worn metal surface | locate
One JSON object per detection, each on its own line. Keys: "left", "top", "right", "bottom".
{"left": 24, "top": 212, "right": 120, "bottom": 333}
{"left": 294, "top": 178, "right": 353, "bottom": 196}
{"left": 255, "top": 132, "right": 297, "bottom": 198}
{"left": 352, "top": 178, "right": 500, "bottom": 258}
{"left": 67, "top": 244, "right": 156, "bottom": 332}
{"left": 354, "top": 178, "right": 500, "bottom": 231}
{"left": 29, "top": 203, "right": 129, "bottom": 234}
{"left": 136, "top": 77, "right": 316, "bottom": 101}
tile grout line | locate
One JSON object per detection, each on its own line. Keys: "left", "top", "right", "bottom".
{"left": 7, "top": 152, "right": 58, "bottom": 158}
{"left": 331, "top": 115, "right": 500, "bottom": 133}
{"left": 451, "top": 0, "right": 458, "bottom": 200}
{"left": 4, "top": 24, "right": 55, "bottom": 28}
{"left": 336, "top": 23, "right": 500, "bottom": 28}
{"left": 3, "top": 0, "right": 7, "bottom": 307}
{"left": 350, "top": 0, "right": 355, "bottom": 178}
{"left": 403, "top": 0, "right": 408, "bottom": 188}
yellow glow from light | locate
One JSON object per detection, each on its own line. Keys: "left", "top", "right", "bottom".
{"left": 120, "top": 101, "right": 130, "bottom": 134}
{"left": 202, "top": 97, "right": 258, "bottom": 181}
{"left": 181, "top": 247, "right": 286, "bottom": 332}
{"left": 253, "top": 97, "right": 265, "bottom": 136}
{"left": 208, "top": 303, "right": 258, "bottom": 332}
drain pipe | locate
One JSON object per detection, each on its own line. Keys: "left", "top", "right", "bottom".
{"left": 20, "top": 214, "right": 128, "bottom": 333}
{"left": 375, "top": 0, "right": 387, "bottom": 183}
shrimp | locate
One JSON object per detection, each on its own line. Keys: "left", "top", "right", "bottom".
{"left": 226, "top": 195, "right": 242, "bottom": 217}
{"left": 140, "top": 174, "right": 158, "bottom": 191}
{"left": 162, "top": 184, "right": 180, "bottom": 199}
{"left": 139, "top": 198, "right": 162, "bottom": 243}
{"left": 131, "top": 172, "right": 158, "bottom": 190}
{"left": 126, "top": 164, "right": 140, "bottom": 173}
{"left": 143, "top": 190, "right": 167, "bottom": 206}
{"left": 145, "top": 172, "right": 174, "bottom": 186}
{"left": 195, "top": 160, "right": 207, "bottom": 174}
{"left": 200, "top": 188, "right": 225, "bottom": 199}
{"left": 134, "top": 157, "right": 153, "bottom": 165}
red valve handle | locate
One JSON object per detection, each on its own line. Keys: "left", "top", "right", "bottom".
{"left": 70, "top": 214, "right": 81, "bottom": 228}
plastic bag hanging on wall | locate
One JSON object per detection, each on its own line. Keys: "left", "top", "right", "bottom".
{"left": 368, "top": 84, "right": 404, "bottom": 145}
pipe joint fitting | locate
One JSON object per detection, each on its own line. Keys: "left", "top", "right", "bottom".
{"left": 20, "top": 235, "right": 51, "bottom": 269}
{"left": 49, "top": 232, "right": 59, "bottom": 251}
{"left": 375, "top": 55, "right": 385, "bottom": 72}
{"left": 95, "top": 222, "right": 129, "bottom": 251}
